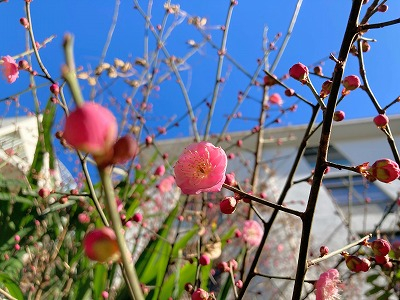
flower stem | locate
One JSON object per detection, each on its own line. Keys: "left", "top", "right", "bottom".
{"left": 100, "top": 167, "right": 144, "bottom": 300}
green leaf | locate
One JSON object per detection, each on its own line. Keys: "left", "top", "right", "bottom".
{"left": 171, "top": 226, "right": 199, "bottom": 258}
{"left": 377, "top": 291, "right": 392, "bottom": 300}
{"left": 365, "top": 285, "right": 384, "bottom": 296}
{"left": 92, "top": 264, "right": 107, "bottom": 300}
{"left": 366, "top": 273, "right": 380, "bottom": 283}
{"left": 0, "top": 272, "right": 24, "bottom": 300}
{"left": 29, "top": 100, "right": 56, "bottom": 185}
{"left": 136, "top": 206, "right": 179, "bottom": 283}
{"left": 159, "top": 262, "right": 197, "bottom": 300}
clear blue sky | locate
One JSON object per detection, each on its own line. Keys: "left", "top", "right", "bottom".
{"left": 1, "top": 1, "right": 400, "bottom": 139}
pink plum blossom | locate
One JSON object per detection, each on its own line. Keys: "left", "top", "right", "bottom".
{"left": 315, "top": 269, "right": 341, "bottom": 300}
{"left": 83, "top": 227, "right": 120, "bottom": 263}
{"left": 269, "top": 93, "right": 283, "bottom": 106}
{"left": 242, "top": 220, "right": 263, "bottom": 247}
{"left": 1, "top": 56, "right": 19, "bottom": 84}
{"left": 174, "top": 141, "right": 227, "bottom": 194}
{"left": 63, "top": 103, "right": 118, "bottom": 157}
{"left": 158, "top": 175, "right": 175, "bottom": 194}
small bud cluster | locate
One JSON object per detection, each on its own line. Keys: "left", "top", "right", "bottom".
{"left": 341, "top": 238, "right": 393, "bottom": 273}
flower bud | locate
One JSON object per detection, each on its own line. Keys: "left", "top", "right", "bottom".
{"left": 369, "top": 159, "right": 400, "bottom": 183}
{"left": 320, "top": 246, "right": 329, "bottom": 256}
{"left": 83, "top": 227, "right": 120, "bottom": 263}
{"left": 38, "top": 188, "right": 51, "bottom": 198}
{"left": 220, "top": 196, "right": 237, "bottom": 214}
{"left": 154, "top": 165, "right": 166, "bottom": 176}
{"left": 18, "top": 60, "right": 30, "bottom": 70}
{"left": 285, "top": 88, "right": 295, "bottom": 97}
{"left": 375, "top": 254, "right": 389, "bottom": 265}
{"left": 289, "top": 63, "right": 309, "bottom": 84}
{"left": 191, "top": 288, "right": 209, "bottom": 300}
{"left": 112, "top": 135, "right": 139, "bottom": 164}
{"left": 263, "top": 74, "right": 277, "bottom": 86}
{"left": 313, "top": 66, "right": 323, "bottom": 76}
{"left": 342, "top": 252, "right": 370, "bottom": 272}
{"left": 373, "top": 114, "right": 389, "bottom": 128}
{"left": 19, "top": 17, "right": 29, "bottom": 28}
{"left": 342, "top": 75, "right": 360, "bottom": 95}
{"left": 50, "top": 83, "right": 60, "bottom": 96}
{"left": 362, "top": 41, "right": 371, "bottom": 52}
{"left": 333, "top": 110, "right": 345, "bottom": 122}
{"left": 320, "top": 80, "right": 333, "bottom": 98}
{"left": 377, "top": 4, "right": 388, "bottom": 12}
{"left": 199, "top": 254, "right": 210, "bottom": 266}
{"left": 371, "top": 238, "right": 391, "bottom": 256}
{"left": 132, "top": 212, "right": 143, "bottom": 223}
{"left": 224, "top": 172, "right": 237, "bottom": 187}
{"left": 63, "top": 103, "right": 118, "bottom": 156}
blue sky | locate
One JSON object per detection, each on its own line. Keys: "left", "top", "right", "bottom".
{"left": 1, "top": 1, "right": 400, "bottom": 140}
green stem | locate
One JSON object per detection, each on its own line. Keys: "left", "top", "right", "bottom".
{"left": 100, "top": 167, "right": 144, "bottom": 300}
{"left": 62, "top": 34, "right": 85, "bottom": 107}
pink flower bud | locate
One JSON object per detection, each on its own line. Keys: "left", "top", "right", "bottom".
{"left": 229, "top": 259, "right": 238, "bottom": 270}
{"left": 235, "top": 280, "right": 243, "bottom": 288}
{"left": 342, "top": 75, "right": 360, "bottom": 95}
{"left": 50, "top": 83, "right": 60, "bottom": 96}
{"left": 191, "top": 288, "right": 209, "bottom": 300}
{"left": 217, "top": 261, "right": 230, "bottom": 272}
{"left": 263, "top": 74, "right": 277, "bottom": 86}
{"left": 15, "top": 244, "right": 20, "bottom": 251}
{"left": 362, "top": 41, "right": 371, "bottom": 52}
{"left": 38, "top": 188, "right": 50, "bottom": 198}
{"left": 313, "top": 66, "right": 323, "bottom": 76}
{"left": 102, "top": 291, "right": 109, "bottom": 299}
{"left": 224, "top": 172, "right": 237, "bottom": 187}
{"left": 371, "top": 238, "right": 391, "bottom": 256}
{"left": 319, "top": 246, "right": 329, "bottom": 256}
{"left": 333, "top": 110, "right": 345, "bottom": 122}
{"left": 63, "top": 103, "right": 118, "bottom": 156}
{"left": 19, "top": 17, "right": 29, "bottom": 28}
{"left": 289, "top": 63, "right": 309, "bottom": 84}
{"left": 145, "top": 136, "right": 153, "bottom": 146}
{"left": 377, "top": 4, "right": 388, "bottom": 12}
{"left": 269, "top": 93, "right": 283, "bottom": 106}
{"left": 78, "top": 213, "right": 91, "bottom": 224}
{"left": 154, "top": 165, "right": 166, "bottom": 176}
{"left": 1, "top": 55, "right": 19, "bottom": 84}
{"left": 369, "top": 159, "right": 400, "bottom": 183}
{"left": 18, "top": 60, "right": 30, "bottom": 70}
{"left": 373, "top": 114, "right": 389, "bottom": 128}
{"left": 83, "top": 227, "right": 120, "bottom": 263}
{"left": 14, "top": 235, "right": 21, "bottom": 242}
{"left": 375, "top": 254, "right": 389, "bottom": 265}
{"left": 320, "top": 80, "right": 333, "bottom": 98}
{"left": 220, "top": 196, "right": 237, "bottom": 214}
{"left": 285, "top": 88, "right": 295, "bottom": 97}
{"left": 133, "top": 213, "right": 143, "bottom": 223}
{"left": 199, "top": 254, "right": 210, "bottom": 266}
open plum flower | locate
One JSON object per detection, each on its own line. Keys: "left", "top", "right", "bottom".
{"left": 174, "top": 141, "right": 227, "bottom": 194}
{"left": 1, "top": 55, "right": 19, "bottom": 84}
{"left": 242, "top": 220, "right": 263, "bottom": 247}
{"left": 315, "top": 269, "right": 341, "bottom": 300}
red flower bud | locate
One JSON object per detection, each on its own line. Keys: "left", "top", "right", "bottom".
{"left": 343, "top": 252, "right": 371, "bottom": 272}
{"left": 373, "top": 114, "right": 389, "bottom": 128}
{"left": 333, "top": 110, "right": 345, "bottom": 122}
{"left": 377, "top": 4, "right": 388, "bottom": 12}
{"left": 371, "top": 238, "right": 391, "bottom": 256}
{"left": 285, "top": 88, "right": 295, "bottom": 97}
{"left": 199, "top": 254, "right": 210, "bottom": 266}
{"left": 289, "top": 63, "right": 309, "bottom": 84}
{"left": 320, "top": 246, "right": 329, "bottom": 256}
{"left": 342, "top": 75, "right": 360, "bottom": 95}
{"left": 369, "top": 159, "right": 400, "bottom": 183}
{"left": 320, "top": 80, "right": 333, "bottom": 98}
{"left": 263, "top": 74, "right": 278, "bottom": 86}
{"left": 83, "top": 227, "right": 120, "bottom": 263}
{"left": 191, "top": 288, "right": 209, "bottom": 300}
{"left": 220, "top": 196, "right": 237, "bottom": 214}
{"left": 112, "top": 135, "right": 139, "bottom": 164}
{"left": 50, "top": 83, "right": 60, "bottom": 96}
{"left": 375, "top": 254, "right": 389, "bottom": 265}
